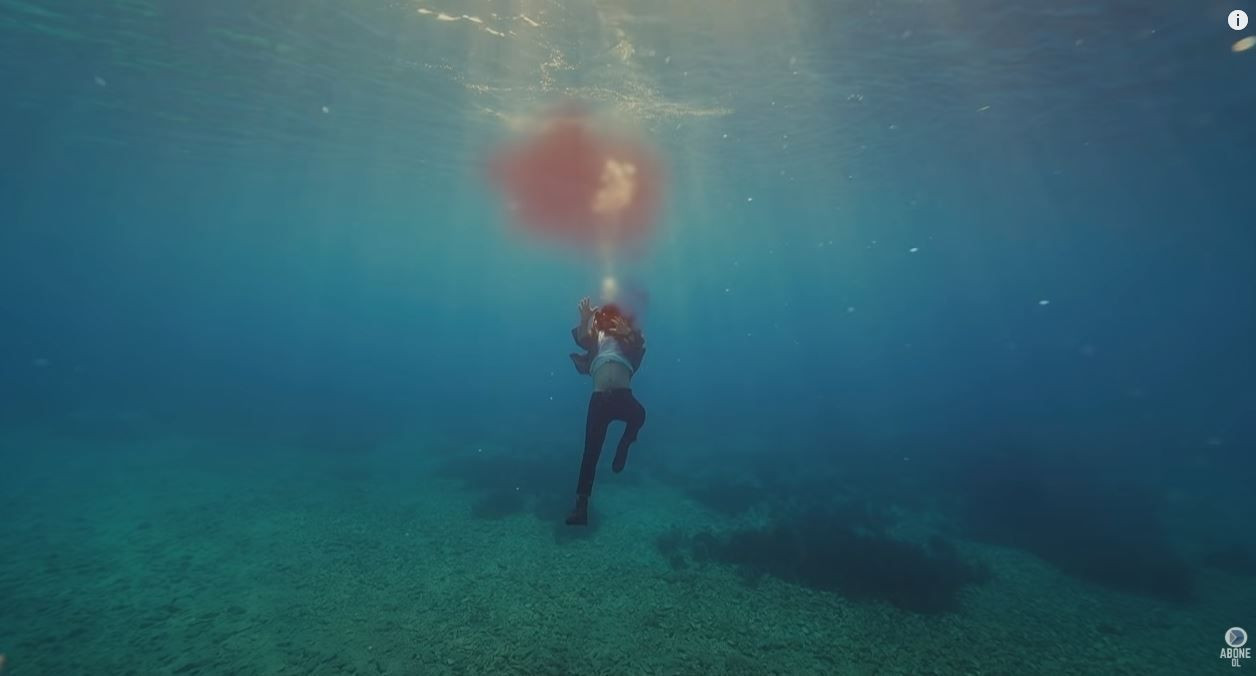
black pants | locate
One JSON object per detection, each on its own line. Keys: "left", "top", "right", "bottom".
{"left": 575, "top": 388, "right": 646, "bottom": 497}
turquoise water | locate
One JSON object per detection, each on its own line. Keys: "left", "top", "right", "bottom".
{"left": 2, "top": 1, "right": 1254, "bottom": 674}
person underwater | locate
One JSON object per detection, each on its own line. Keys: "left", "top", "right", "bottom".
{"left": 565, "top": 296, "right": 647, "bottom": 525}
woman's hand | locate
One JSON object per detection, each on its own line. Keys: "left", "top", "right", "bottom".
{"left": 578, "top": 296, "right": 594, "bottom": 321}
{"left": 609, "top": 316, "right": 633, "bottom": 337}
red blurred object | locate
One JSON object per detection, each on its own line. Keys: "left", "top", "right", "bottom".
{"left": 488, "top": 106, "right": 662, "bottom": 249}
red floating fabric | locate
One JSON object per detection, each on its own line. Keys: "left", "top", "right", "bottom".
{"left": 488, "top": 107, "right": 662, "bottom": 249}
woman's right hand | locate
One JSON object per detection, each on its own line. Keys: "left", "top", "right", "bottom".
{"left": 578, "top": 296, "right": 594, "bottom": 320}
{"left": 608, "top": 316, "right": 634, "bottom": 337}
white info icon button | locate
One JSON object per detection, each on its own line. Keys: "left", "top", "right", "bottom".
{"left": 1231, "top": 10, "right": 1249, "bottom": 30}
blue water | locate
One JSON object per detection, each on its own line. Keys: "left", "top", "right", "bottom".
{"left": 2, "top": 1, "right": 1254, "bottom": 674}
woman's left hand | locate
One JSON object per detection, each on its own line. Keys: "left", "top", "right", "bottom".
{"left": 609, "top": 317, "right": 633, "bottom": 336}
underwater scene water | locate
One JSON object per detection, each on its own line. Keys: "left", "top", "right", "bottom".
{"left": 2, "top": 0, "right": 1255, "bottom": 674}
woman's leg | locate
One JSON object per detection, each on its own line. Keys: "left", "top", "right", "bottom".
{"left": 575, "top": 392, "right": 613, "bottom": 498}
{"left": 611, "top": 390, "right": 646, "bottom": 473}
{"left": 568, "top": 393, "right": 613, "bottom": 525}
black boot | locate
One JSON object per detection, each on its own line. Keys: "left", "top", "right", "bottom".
{"left": 565, "top": 495, "right": 589, "bottom": 526}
